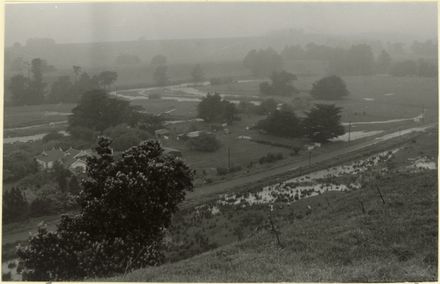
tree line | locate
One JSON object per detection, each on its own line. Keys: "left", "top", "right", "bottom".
{"left": 8, "top": 60, "right": 118, "bottom": 106}
{"left": 256, "top": 103, "right": 345, "bottom": 143}
{"left": 197, "top": 91, "right": 345, "bottom": 143}
{"left": 7, "top": 55, "right": 207, "bottom": 106}
{"left": 243, "top": 43, "right": 437, "bottom": 77}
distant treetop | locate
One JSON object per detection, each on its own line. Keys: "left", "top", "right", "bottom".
{"left": 310, "top": 75, "right": 349, "bottom": 100}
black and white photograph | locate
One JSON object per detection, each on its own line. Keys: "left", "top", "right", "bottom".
{"left": 2, "top": 1, "right": 438, "bottom": 282}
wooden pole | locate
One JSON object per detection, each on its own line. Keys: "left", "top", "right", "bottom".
{"left": 268, "top": 210, "right": 283, "bottom": 248}
{"left": 375, "top": 184, "right": 386, "bottom": 204}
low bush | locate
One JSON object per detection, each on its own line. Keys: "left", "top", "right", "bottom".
{"left": 259, "top": 153, "right": 284, "bottom": 164}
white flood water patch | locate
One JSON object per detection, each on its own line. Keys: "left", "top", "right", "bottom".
{"left": 5, "top": 120, "right": 67, "bottom": 131}
{"left": 211, "top": 206, "right": 221, "bottom": 215}
{"left": 407, "top": 157, "right": 437, "bottom": 170}
{"left": 112, "top": 81, "right": 262, "bottom": 104}
{"left": 330, "top": 130, "right": 384, "bottom": 142}
{"left": 164, "top": 118, "right": 204, "bottom": 125}
{"left": 218, "top": 148, "right": 399, "bottom": 206}
{"left": 342, "top": 112, "right": 425, "bottom": 126}
{"left": 375, "top": 125, "right": 432, "bottom": 142}
{"left": 236, "top": 79, "right": 265, "bottom": 83}
{"left": 363, "top": 98, "right": 375, "bottom": 101}
{"left": 384, "top": 93, "right": 395, "bottom": 96}
{"left": 44, "top": 111, "right": 72, "bottom": 116}
{"left": 218, "top": 183, "right": 355, "bottom": 207}
{"left": 4, "top": 130, "right": 69, "bottom": 144}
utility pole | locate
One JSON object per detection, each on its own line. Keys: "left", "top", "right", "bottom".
{"left": 227, "top": 147, "right": 231, "bottom": 170}
{"left": 348, "top": 121, "right": 352, "bottom": 143}
{"left": 308, "top": 150, "right": 312, "bottom": 167}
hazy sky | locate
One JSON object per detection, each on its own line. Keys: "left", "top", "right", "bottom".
{"left": 5, "top": 2, "right": 437, "bottom": 45}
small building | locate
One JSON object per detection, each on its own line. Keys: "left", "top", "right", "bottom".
{"left": 35, "top": 147, "right": 94, "bottom": 174}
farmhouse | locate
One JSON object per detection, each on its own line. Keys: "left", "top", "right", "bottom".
{"left": 35, "top": 147, "right": 94, "bottom": 174}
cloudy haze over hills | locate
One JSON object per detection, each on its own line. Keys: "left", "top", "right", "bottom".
{"left": 6, "top": 2, "right": 437, "bottom": 46}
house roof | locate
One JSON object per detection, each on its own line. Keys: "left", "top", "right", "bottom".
{"left": 36, "top": 147, "right": 95, "bottom": 166}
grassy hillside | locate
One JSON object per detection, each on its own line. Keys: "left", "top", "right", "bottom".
{"left": 110, "top": 170, "right": 437, "bottom": 282}
{"left": 107, "top": 129, "right": 438, "bottom": 282}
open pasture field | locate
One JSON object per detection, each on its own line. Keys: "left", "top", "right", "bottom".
{"left": 161, "top": 115, "right": 296, "bottom": 173}
{"left": 131, "top": 99, "right": 198, "bottom": 118}
{"left": 196, "top": 75, "right": 437, "bottom": 122}
{"left": 3, "top": 104, "right": 74, "bottom": 129}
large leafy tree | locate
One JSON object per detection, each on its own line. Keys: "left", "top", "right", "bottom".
{"left": 29, "top": 58, "right": 46, "bottom": 104}
{"left": 197, "top": 93, "right": 236, "bottom": 124}
{"left": 153, "top": 65, "right": 169, "bottom": 86}
{"left": 302, "top": 104, "right": 345, "bottom": 143}
{"left": 191, "top": 64, "right": 205, "bottom": 82}
{"left": 256, "top": 108, "right": 302, "bottom": 138}
{"left": 96, "top": 71, "right": 118, "bottom": 90}
{"left": 310, "top": 75, "right": 349, "bottom": 100}
{"left": 48, "top": 76, "right": 74, "bottom": 103}
{"left": 8, "top": 74, "right": 31, "bottom": 106}
{"left": 243, "top": 48, "right": 283, "bottom": 77}
{"left": 17, "top": 137, "right": 193, "bottom": 280}
{"left": 68, "top": 89, "right": 136, "bottom": 133}
{"left": 259, "top": 71, "right": 298, "bottom": 97}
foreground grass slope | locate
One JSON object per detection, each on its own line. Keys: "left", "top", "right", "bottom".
{"left": 111, "top": 170, "right": 437, "bottom": 282}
